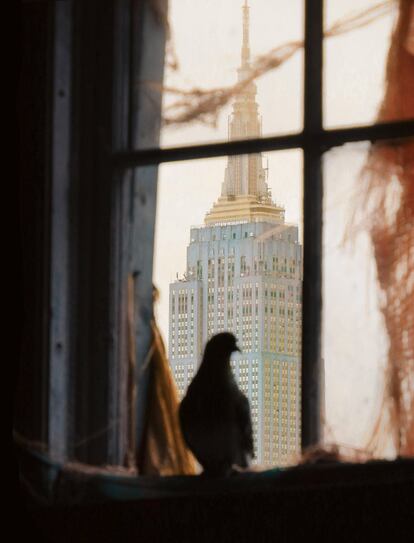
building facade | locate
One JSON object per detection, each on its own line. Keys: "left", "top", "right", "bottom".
{"left": 168, "top": 2, "right": 302, "bottom": 467}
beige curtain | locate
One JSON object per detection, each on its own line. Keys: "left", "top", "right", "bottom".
{"left": 133, "top": 286, "right": 196, "bottom": 475}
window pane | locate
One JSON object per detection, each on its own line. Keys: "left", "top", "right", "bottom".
{"left": 153, "top": 149, "right": 303, "bottom": 469}
{"left": 324, "top": 0, "right": 413, "bottom": 128}
{"left": 322, "top": 139, "right": 414, "bottom": 457}
{"left": 137, "top": 0, "right": 304, "bottom": 149}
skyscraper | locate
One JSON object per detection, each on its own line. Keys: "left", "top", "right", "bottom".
{"left": 168, "top": 2, "right": 302, "bottom": 467}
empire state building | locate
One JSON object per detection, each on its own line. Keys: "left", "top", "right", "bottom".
{"left": 168, "top": 1, "right": 302, "bottom": 467}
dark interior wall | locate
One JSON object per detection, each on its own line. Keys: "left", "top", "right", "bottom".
{"left": 15, "top": 1, "right": 51, "bottom": 444}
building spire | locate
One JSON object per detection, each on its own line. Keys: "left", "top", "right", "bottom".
{"left": 204, "top": 1, "right": 285, "bottom": 226}
{"left": 242, "top": 1, "right": 250, "bottom": 68}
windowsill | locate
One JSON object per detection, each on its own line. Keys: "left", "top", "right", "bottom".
{"left": 17, "top": 441, "right": 414, "bottom": 506}
{"left": 16, "top": 442, "right": 414, "bottom": 542}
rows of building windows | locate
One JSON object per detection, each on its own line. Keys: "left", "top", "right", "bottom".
{"left": 187, "top": 288, "right": 301, "bottom": 356}
{"left": 172, "top": 363, "right": 196, "bottom": 398}
{"left": 228, "top": 255, "right": 235, "bottom": 286}
{"left": 188, "top": 252, "right": 300, "bottom": 285}
{"left": 190, "top": 226, "right": 301, "bottom": 245}
{"left": 261, "top": 358, "right": 300, "bottom": 466}
{"left": 170, "top": 287, "right": 198, "bottom": 359}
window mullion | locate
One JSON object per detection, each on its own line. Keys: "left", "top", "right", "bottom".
{"left": 301, "top": 0, "right": 324, "bottom": 451}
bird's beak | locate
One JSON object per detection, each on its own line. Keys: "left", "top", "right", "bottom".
{"left": 235, "top": 345, "right": 241, "bottom": 353}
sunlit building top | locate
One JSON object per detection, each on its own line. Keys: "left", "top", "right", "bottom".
{"left": 205, "top": 1, "right": 285, "bottom": 226}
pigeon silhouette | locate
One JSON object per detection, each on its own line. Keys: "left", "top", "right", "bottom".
{"left": 179, "top": 332, "right": 254, "bottom": 476}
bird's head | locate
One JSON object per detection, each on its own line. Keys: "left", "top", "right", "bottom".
{"left": 204, "top": 332, "right": 241, "bottom": 363}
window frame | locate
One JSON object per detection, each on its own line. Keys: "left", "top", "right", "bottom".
{"left": 110, "top": 0, "right": 414, "bottom": 455}
{"left": 22, "top": 0, "right": 414, "bottom": 473}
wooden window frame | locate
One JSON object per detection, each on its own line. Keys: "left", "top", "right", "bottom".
{"left": 41, "top": 0, "right": 414, "bottom": 469}
{"left": 111, "top": 0, "right": 414, "bottom": 454}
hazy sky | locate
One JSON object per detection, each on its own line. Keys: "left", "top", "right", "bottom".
{"left": 152, "top": 0, "right": 397, "bottom": 450}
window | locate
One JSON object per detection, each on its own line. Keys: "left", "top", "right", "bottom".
{"left": 16, "top": 0, "right": 414, "bottom": 503}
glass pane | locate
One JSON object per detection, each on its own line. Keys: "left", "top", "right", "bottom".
{"left": 322, "top": 139, "right": 414, "bottom": 458}
{"left": 324, "top": 0, "right": 413, "bottom": 128}
{"left": 153, "top": 148, "right": 303, "bottom": 469}
{"left": 137, "top": 0, "right": 304, "bottom": 149}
